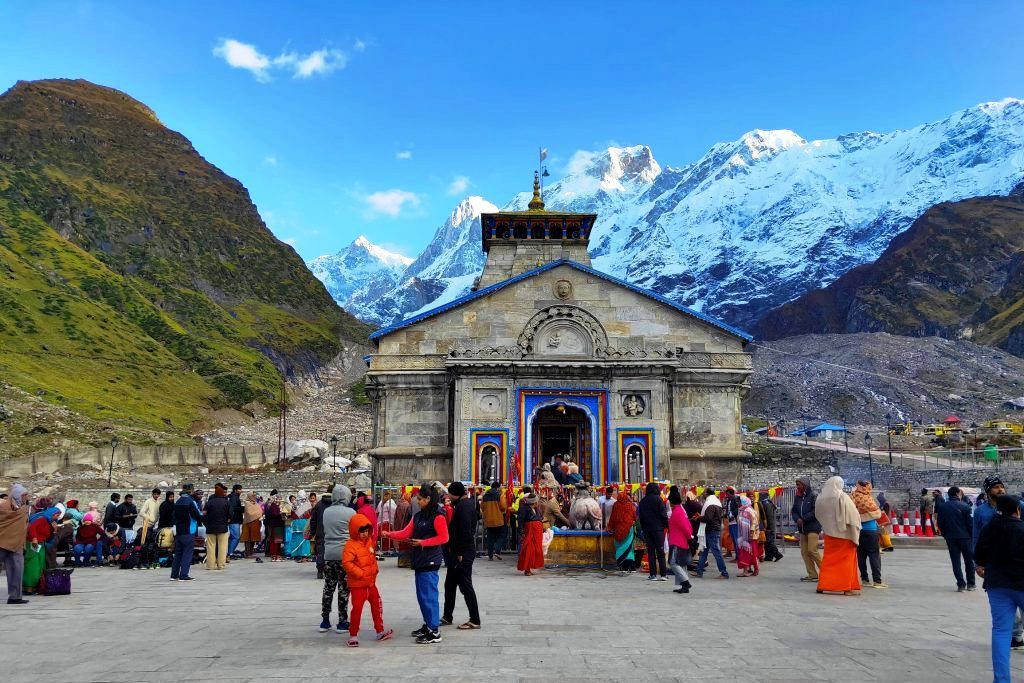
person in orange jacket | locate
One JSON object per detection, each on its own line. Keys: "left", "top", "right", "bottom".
{"left": 341, "top": 513, "right": 393, "bottom": 647}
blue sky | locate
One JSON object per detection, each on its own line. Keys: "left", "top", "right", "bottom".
{"left": 2, "top": 1, "right": 1022, "bottom": 261}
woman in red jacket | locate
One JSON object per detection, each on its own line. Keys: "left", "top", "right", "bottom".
{"left": 73, "top": 512, "right": 104, "bottom": 566}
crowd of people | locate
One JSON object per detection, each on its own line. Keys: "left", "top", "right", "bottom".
{"left": 3, "top": 472, "right": 1024, "bottom": 676}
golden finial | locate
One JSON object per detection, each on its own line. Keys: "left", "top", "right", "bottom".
{"left": 528, "top": 171, "right": 545, "bottom": 211}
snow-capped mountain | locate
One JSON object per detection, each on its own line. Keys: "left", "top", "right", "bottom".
{"left": 307, "top": 236, "right": 413, "bottom": 321}
{"left": 340, "top": 196, "right": 499, "bottom": 324}
{"left": 319, "top": 99, "right": 1024, "bottom": 329}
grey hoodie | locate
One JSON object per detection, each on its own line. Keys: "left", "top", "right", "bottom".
{"left": 321, "top": 485, "right": 355, "bottom": 562}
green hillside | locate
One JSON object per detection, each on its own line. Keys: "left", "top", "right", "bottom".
{"left": 0, "top": 79, "right": 370, "bottom": 451}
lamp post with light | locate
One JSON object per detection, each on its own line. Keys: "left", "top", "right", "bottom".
{"left": 864, "top": 432, "right": 874, "bottom": 487}
{"left": 841, "top": 413, "right": 849, "bottom": 453}
{"left": 107, "top": 435, "right": 119, "bottom": 487}
{"left": 885, "top": 411, "right": 893, "bottom": 464}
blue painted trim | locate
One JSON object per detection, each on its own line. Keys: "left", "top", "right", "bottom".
{"left": 362, "top": 355, "right": 372, "bottom": 367}
{"left": 616, "top": 427, "right": 657, "bottom": 483}
{"left": 368, "top": 259, "right": 752, "bottom": 342}
{"left": 468, "top": 428, "right": 510, "bottom": 483}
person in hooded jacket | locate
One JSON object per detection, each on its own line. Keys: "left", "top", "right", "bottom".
{"left": 792, "top": 476, "right": 823, "bottom": 582}
{"left": 307, "top": 488, "right": 332, "bottom": 579}
{"left": 341, "top": 512, "right": 393, "bottom": 647}
{"left": 227, "top": 484, "right": 244, "bottom": 559}
{"left": 638, "top": 482, "right": 669, "bottom": 580}
{"left": 441, "top": 482, "right": 482, "bottom": 630}
{"left": 320, "top": 484, "right": 356, "bottom": 633}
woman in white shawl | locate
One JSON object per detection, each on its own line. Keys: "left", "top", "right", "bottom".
{"left": 815, "top": 476, "right": 862, "bottom": 595}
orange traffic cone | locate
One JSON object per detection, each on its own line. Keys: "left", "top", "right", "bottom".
{"left": 910, "top": 511, "right": 919, "bottom": 536}
{"left": 924, "top": 513, "right": 935, "bottom": 537}
{"left": 892, "top": 512, "right": 902, "bottom": 536}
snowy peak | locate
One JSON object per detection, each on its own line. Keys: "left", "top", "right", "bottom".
{"left": 328, "top": 98, "right": 1024, "bottom": 330}
{"left": 351, "top": 235, "right": 413, "bottom": 270}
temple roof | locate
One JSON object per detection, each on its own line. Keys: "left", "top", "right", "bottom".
{"left": 369, "top": 259, "right": 753, "bottom": 343}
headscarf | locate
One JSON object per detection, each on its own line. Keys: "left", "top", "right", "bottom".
{"left": 737, "top": 496, "right": 755, "bottom": 551}
{"left": 608, "top": 491, "right": 637, "bottom": 542}
{"left": 816, "top": 476, "right": 861, "bottom": 545}
{"left": 10, "top": 484, "right": 27, "bottom": 507}
{"left": 87, "top": 501, "right": 99, "bottom": 515}
{"left": 852, "top": 482, "right": 881, "bottom": 521}
{"left": 243, "top": 492, "right": 263, "bottom": 524}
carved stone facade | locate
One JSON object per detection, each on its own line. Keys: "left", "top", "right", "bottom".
{"left": 365, "top": 195, "right": 753, "bottom": 486}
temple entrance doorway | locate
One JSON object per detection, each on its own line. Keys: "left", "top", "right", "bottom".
{"left": 532, "top": 404, "right": 591, "bottom": 482}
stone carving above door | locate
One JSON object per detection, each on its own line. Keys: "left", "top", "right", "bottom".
{"left": 517, "top": 305, "right": 609, "bottom": 356}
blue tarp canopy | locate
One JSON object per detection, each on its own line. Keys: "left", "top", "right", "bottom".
{"left": 790, "top": 423, "right": 848, "bottom": 436}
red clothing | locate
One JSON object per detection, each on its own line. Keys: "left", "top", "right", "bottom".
{"left": 26, "top": 516, "right": 53, "bottom": 544}
{"left": 349, "top": 585, "right": 384, "bottom": 637}
{"left": 387, "top": 515, "right": 450, "bottom": 546}
{"left": 667, "top": 504, "right": 693, "bottom": 548}
{"left": 75, "top": 523, "right": 103, "bottom": 546}
{"left": 342, "top": 514, "right": 379, "bottom": 589}
{"left": 356, "top": 503, "right": 378, "bottom": 540}
{"left": 517, "top": 520, "right": 544, "bottom": 571}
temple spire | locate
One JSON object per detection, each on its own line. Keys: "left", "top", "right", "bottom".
{"left": 528, "top": 171, "right": 545, "bottom": 211}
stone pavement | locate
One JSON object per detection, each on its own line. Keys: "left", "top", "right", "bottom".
{"left": 0, "top": 548, "right": 1018, "bottom": 683}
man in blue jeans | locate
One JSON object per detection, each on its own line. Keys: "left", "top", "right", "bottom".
{"left": 935, "top": 486, "right": 975, "bottom": 592}
{"left": 170, "top": 483, "right": 202, "bottom": 582}
{"left": 227, "top": 484, "right": 243, "bottom": 558}
{"left": 690, "top": 490, "right": 729, "bottom": 579}
{"left": 975, "top": 476, "right": 1024, "bottom": 649}
{"left": 975, "top": 494, "right": 1024, "bottom": 683}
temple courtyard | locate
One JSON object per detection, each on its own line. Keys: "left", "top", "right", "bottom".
{"left": 0, "top": 547, "right": 1015, "bottom": 682}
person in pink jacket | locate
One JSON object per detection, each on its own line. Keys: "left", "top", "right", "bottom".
{"left": 667, "top": 486, "right": 694, "bottom": 594}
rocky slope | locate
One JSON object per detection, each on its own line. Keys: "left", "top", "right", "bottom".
{"left": 0, "top": 79, "right": 370, "bottom": 442}
{"left": 336, "top": 100, "right": 1024, "bottom": 329}
{"left": 756, "top": 195, "right": 1024, "bottom": 357}
{"left": 745, "top": 333, "right": 1024, "bottom": 425}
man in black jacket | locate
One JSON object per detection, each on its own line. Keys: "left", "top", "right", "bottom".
{"left": 638, "top": 482, "right": 669, "bottom": 581}
{"left": 441, "top": 482, "right": 481, "bottom": 629}
{"left": 974, "top": 495, "right": 1024, "bottom": 682}
{"left": 203, "top": 483, "right": 231, "bottom": 570}
{"left": 792, "top": 477, "right": 822, "bottom": 582}
{"left": 308, "top": 488, "right": 332, "bottom": 579}
{"left": 114, "top": 494, "right": 138, "bottom": 544}
{"left": 104, "top": 493, "right": 120, "bottom": 528}
{"left": 227, "top": 484, "right": 243, "bottom": 559}
{"left": 935, "top": 486, "right": 975, "bottom": 592}
{"left": 758, "top": 495, "right": 784, "bottom": 562}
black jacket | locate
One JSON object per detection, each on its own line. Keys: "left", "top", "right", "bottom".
{"left": 791, "top": 479, "right": 822, "bottom": 534}
{"left": 114, "top": 502, "right": 138, "bottom": 531}
{"left": 759, "top": 498, "right": 778, "bottom": 535}
{"left": 104, "top": 500, "right": 118, "bottom": 526}
{"left": 694, "top": 502, "right": 724, "bottom": 533}
{"left": 227, "top": 492, "right": 244, "bottom": 525}
{"left": 203, "top": 495, "right": 231, "bottom": 534}
{"left": 309, "top": 496, "right": 331, "bottom": 543}
{"left": 935, "top": 498, "right": 973, "bottom": 541}
{"left": 975, "top": 515, "right": 1024, "bottom": 592}
{"left": 448, "top": 497, "right": 478, "bottom": 557}
{"left": 157, "top": 500, "right": 174, "bottom": 528}
{"left": 638, "top": 493, "right": 668, "bottom": 535}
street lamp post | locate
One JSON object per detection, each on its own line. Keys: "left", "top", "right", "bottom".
{"left": 802, "top": 414, "right": 808, "bottom": 445}
{"left": 864, "top": 432, "right": 874, "bottom": 487}
{"left": 841, "top": 413, "right": 849, "bottom": 453}
{"left": 107, "top": 435, "right": 119, "bottom": 487}
{"left": 885, "top": 411, "right": 893, "bottom": 464}
{"left": 330, "top": 435, "right": 338, "bottom": 461}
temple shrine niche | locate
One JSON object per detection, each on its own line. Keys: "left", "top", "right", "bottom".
{"left": 364, "top": 173, "right": 753, "bottom": 486}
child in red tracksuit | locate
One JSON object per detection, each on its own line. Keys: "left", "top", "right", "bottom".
{"left": 342, "top": 513, "right": 393, "bottom": 647}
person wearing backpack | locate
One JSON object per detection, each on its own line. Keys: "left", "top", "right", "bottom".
{"left": 441, "top": 482, "right": 482, "bottom": 630}
{"left": 383, "top": 483, "right": 450, "bottom": 644}
{"left": 341, "top": 513, "right": 393, "bottom": 647}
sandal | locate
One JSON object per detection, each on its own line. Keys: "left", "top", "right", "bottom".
{"left": 457, "top": 622, "right": 481, "bottom": 630}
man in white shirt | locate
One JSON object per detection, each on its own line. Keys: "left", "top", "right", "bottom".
{"left": 598, "top": 485, "right": 617, "bottom": 528}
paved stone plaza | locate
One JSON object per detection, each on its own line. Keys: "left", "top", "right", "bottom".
{"left": 0, "top": 547, "right": 1018, "bottom": 682}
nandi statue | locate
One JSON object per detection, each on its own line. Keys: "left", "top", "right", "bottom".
{"left": 569, "top": 484, "right": 602, "bottom": 530}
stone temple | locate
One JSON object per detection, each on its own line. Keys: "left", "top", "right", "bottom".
{"left": 365, "top": 175, "right": 753, "bottom": 487}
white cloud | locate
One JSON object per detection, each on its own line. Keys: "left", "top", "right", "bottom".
{"left": 364, "top": 189, "right": 420, "bottom": 218}
{"left": 283, "top": 237, "right": 297, "bottom": 246}
{"left": 263, "top": 155, "right": 278, "bottom": 166}
{"left": 213, "top": 39, "right": 272, "bottom": 82}
{"left": 214, "top": 38, "right": 360, "bottom": 82}
{"left": 396, "top": 150, "right": 413, "bottom": 160}
{"left": 447, "top": 175, "right": 471, "bottom": 196}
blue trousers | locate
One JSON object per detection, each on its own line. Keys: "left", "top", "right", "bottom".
{"left": 988, "top": 588, "right": 1024, "bottom": 683}
{"left": 73, "top": 543, "right": 103, "bottom": 566}
{"left": 698, "top": 531, "right": 729, "bottom": 577}
{"left": 227, "top": 524, "right": 241, "bottom": 556}
{"left": 944, "top": 537, "right": 975, "bottom": 588}
{"left": 414, "top": 569, "right": 440, "bottom": 631}
{"left": 729, "top": 523, "right": 739, "bottom": 553}
{"left": 171, "top": 534, "right": 194, "bottom": 579}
